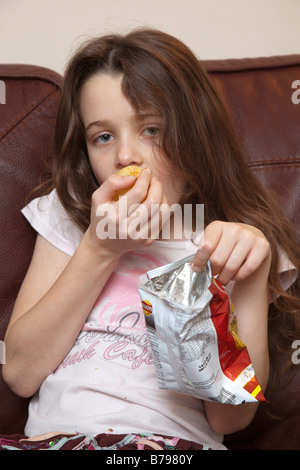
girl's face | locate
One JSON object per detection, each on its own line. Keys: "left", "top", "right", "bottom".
{"left": 79, "top": 73, "right": 186, "bottom": 205}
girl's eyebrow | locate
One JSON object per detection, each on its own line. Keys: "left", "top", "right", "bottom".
{"left": 136, "top": 112, "right": 162, "bottom": 121}
{"left": 85, "top": 119, "right": 112, "bottom": 132}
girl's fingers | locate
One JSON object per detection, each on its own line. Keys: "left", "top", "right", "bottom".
{"left": 192, "top": 221, "right": 271, "bottom": 285}
{"left": 92, "top": 168, "right": 153, "bottom": 207}
{"left": 94, "top": 169, "right": 169, "bottom": 242}
{"left": 209, "top": 228, "right": 255, "bottom": 284}
{"left": 192, "top": 222, "right": 223, "bottom": 272}
{"left": 230, "top": 237, "right": 271, "bottom": 282}
{"left": 127, "top": 174, "right": 165, "bottom": 219}
{"left": 127, "top": 176, "right": 168, "bottom": 239}
{"left": 122, "top": 168, "right": 153, "bottom": 209}
{"left": 92, "top": 174, "right": 137, "bottom": 205}
{"left": 216, "top": 241, "right": 253, "bottom": 285}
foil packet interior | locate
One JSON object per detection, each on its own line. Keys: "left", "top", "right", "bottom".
{"left": 138, "top": 255, "right": 265, "bottom": 405}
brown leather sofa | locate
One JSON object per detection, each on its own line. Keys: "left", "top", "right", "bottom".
{"left": 0, "top": 56, "right": 299, "bottom": 450}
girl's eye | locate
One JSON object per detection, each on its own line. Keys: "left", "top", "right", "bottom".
{"left": 95, "top": 133, "right": 113, "bottom": 144}
{"left": 143, "top": 127, "right": 160, "bottom": 137}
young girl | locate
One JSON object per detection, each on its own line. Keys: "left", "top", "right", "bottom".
{"left": 2, "top": 28, "right": 299, "bottom": 451}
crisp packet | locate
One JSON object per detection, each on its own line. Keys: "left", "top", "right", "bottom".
{"left": 138, "top": 255, "right": 265, "bottom": 404}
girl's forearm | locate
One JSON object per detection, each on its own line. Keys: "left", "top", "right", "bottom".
{"left": 204, "top": 257, "right": 271, "bottom": 435}
{"left": 3, "top": 235, "right": 119, "bottom": 398}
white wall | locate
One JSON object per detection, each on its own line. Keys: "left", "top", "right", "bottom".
{"left": 1, "top": 0, "right": 300, "bottom": 75}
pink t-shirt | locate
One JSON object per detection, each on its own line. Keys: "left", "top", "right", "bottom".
{"left": 21, "top": 189, "right": 297, "bottom": 448}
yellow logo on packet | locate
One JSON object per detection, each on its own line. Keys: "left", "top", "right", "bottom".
{"left": 142, "top": 299, "right": 152, "bottom": 316}
{"left": 228, "top": 303, "right": 246, "bottom": 351}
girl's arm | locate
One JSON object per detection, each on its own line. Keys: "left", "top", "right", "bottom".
{"left": 192, "top": 221, "right": 271, "bottom": 435}
{"left": 3, "top": 232, "right": 120, "bottom": 398}
{"left": 3, "top": 169, "right": 166, "bottom": 398}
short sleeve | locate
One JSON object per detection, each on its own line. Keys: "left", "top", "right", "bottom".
{"left": 278, "top": 248, "right": 298, "bottom": 292}
{"left": 21, "top": 189, "right": 83, "bottom": 256}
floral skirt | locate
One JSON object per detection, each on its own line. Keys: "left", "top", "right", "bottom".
{"left": 0, "top": 431, "right": 211, "bottom": 450}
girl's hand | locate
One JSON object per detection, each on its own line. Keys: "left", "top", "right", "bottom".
{"left": 192, "top": 221, "right": 271, "bottom": 285}
{"left": 84, "top": 168, "right": 168, "bottom": 259}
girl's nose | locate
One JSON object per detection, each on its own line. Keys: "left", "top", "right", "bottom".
{"left": 115, "top": 136, "right": 143, "bottom": 168}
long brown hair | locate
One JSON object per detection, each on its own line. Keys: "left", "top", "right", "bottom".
{"left": 45, "top": 28, "right": 299, "bottom": 395}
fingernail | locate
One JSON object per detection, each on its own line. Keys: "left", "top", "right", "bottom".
{"left": 145, "top": 168, "right": 152, "bottom": 174}
{"left": 192, "top": 264, "right": 201, "bottom": 273}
